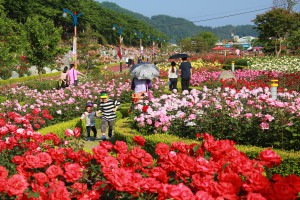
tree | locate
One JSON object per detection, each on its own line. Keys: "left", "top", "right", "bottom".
{"left": 0, "top": 13, "right": 28, "bottom": 79}
{"left": 253, "top": 8, "right": 300, "bottom": 57}
{"left": 273, "top": 0, "right": 299, "bottom": 12}
{"left": 179, "top": 32, "right": 218, "bottom": 53}
{"left": 24, "top": 16, "right": 63, "bottom": 80}
{"left": 77, "top": 24, "right": 101, "bottom": 71}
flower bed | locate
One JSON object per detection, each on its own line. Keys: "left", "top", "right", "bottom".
{"left": 0, "top": 111, "right": 299, "bottom": 199}
{"left": 130, "top": 88, "right": 300, "bottom": 150}
{"left": 189, "top": 69, "right": 300, "bottom": 91}
{"left": 0, "top": 74, "right": 166, "bottom": 126}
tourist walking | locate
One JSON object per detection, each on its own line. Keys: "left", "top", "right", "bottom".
{"left": 179, "top": 57, "right": 193, "bottom": 92}
{"left": 131, "top": 78, "right": 152, "bottom": 103}
{"left": 168, "top": 61, "right": 178, "bottom": 91}
{"left": 66, "top": 64, "right": 85, "bottom": 86}
{"left": 97, "top": 91, "right": 120, "bottom": 140}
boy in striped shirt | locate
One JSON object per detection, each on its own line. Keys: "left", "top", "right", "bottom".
{"left": 97, "top": 91, "right": 120, "bottom": 140}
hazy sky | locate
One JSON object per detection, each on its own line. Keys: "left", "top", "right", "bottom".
{"left": 96, "top": 0, "right": 274, "bottom": 27}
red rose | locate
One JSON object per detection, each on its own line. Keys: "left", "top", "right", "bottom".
{"left": 33, "top": 172, "right": 49, "bottom": 185}
{"left": 194, "top": 191, "right": 214, "bottom": 200}
{"left": 258, "top": 148, "right": 281, "bottom": 168}
{"left": 141, "top": 178, "right": 162, "bottom": 193}
{"left": 64, "top": 163, "right": 83, "bottom": 182}
{"left": 0, "top": 118, "right": 5, "bottom": 127}
{"left": 168, "top": 183, "right": 194, "bottom": 200}
{"left": 141, "top": 153, "right": 153, "bottom": 167}
{"left": 142, "top": 105, "right": 149, "bottom": 113}
{"left": 133, "top": 135, "right": 146, "bottom": 146}
{"left": 24, "top": 155, "right": 40, "bottom": 169}
{"left": 73, "top": 127, "right": 81, "bottom": 138}
{"left": 0, "top": 166, "right": 8, "bottom": 180}
{"left": 32, "top": 108, "right": 41, "bottom": 115}
{"left": 246, "top": 192, "right": 267, "bottom": 200}
{"left": 92, "top": 146, "right": 108, "bottom": 162}
{"left": 5, "top": 174, "right": 29, "bottom": 196}
{"left": 114, "top": 141, "right": 128, "bottom": 154}
{"left": 130, "top": 146, "right": 147, "bottom": 159}
{"left": 46, "top": 165, "right": 64, "bottom": 179}
{"left": 37, "top": 152, "right": 52, "bottom": 168}
{"left": 151, "top": 167, "right": 168, "bottom": 183}
{"left": 71, "top": 182, "right": 87, "bottom": 194}
{"left": 49, "top": 180, "right": 71, "bottom": 200}
{"left": 11, "top": 155, "right": 24, "bottom": 165}
{"left": 155, "top": 143, "right": 170, "bottom": 157}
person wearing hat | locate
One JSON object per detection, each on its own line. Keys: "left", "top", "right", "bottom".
{"left": 80, "top": 102, "right": 98, "bottom": 141}
{"left": 98, "top": 91, "right": 120, "bottom": 140}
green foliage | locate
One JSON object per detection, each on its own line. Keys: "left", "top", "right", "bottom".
{"left": 24, "top": 16, "right": 63, "bottom": 77}
{"left": 179, "top": 32, "right": 218, "bottom": 53}
{"left": 39, "top": 118, "right": 83, "bottom": 138}
{"left": 0, "top": 13, "right": 28, "bottom": 79}
{"left": 236, "top": 144, "right": 300, "bottom": 176}
{"left": 0, "top": 72, "right": 60, "bottom": 86}
{"left": 253, "top": 8, "right": 300, "bottom": 56}
{"left": 22, "top": 80, "right": 58, "bottom": 91}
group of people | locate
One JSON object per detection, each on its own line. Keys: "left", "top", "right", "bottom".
{"left": 80, "top": 56, "right": 192, "bottom": 141}
{"left": 58, "top": 63, "right": 85, "bottom": 89}
{"left": 167, "top": 56, "right": 193, "bottom": 92}
{"left": 80, "top": 91, "right": 120, "bottom": 141}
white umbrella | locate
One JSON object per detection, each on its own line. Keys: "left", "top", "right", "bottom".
{"left": 130, "top": 63, "right": 160, "bottom": 80}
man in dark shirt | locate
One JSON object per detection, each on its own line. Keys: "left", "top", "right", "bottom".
{"left": 179, "top": 57, "right": 193, "bottom": 92}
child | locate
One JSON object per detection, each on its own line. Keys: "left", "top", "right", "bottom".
{"left": 98, "top": 91, "right": 120, "bottom": 140}
{"left": 80, "top": 102, "right": 97, "bottom": 141}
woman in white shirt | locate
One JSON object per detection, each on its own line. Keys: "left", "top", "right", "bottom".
{"left": 168, "top": 61, "right": 178, "bottom": 91}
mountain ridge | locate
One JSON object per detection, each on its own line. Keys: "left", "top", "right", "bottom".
{"left": 99, "top": 1, "right": 258, "bottom": 41}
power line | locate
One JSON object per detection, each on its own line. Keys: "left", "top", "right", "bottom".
{"left": 153, "top": 2, "right": 299, "bottom": 28}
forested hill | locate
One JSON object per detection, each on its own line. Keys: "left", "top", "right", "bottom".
{"left": 1, "top": 0, "right": 167, "bottom": 46}
{"left": 100, "top": 1, "right": 259, "bottom": 41}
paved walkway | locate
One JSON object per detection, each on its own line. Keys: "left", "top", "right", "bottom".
{"left": 107, "top": 64, "right": 130, "bottom": 72}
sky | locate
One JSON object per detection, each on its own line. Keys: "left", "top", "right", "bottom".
{"left": 96, "top": 0, "right": 274, "bottom": 27}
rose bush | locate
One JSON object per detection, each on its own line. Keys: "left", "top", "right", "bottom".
{"left": 130, "top": 87, "right": 300, "bottom": 150}
{"left": 0, "top": 112, "right": 299, "bottom": 199}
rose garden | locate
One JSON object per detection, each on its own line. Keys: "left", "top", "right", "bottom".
{"left": 0, "top": 53, "right": 300, "bottom": 199}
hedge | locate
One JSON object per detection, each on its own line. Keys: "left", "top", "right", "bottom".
{"left": 114, "top": 118, "right": 300, "bottom": 176}
{"left": 0, "top": 72, "right": 60, "bottom": 86}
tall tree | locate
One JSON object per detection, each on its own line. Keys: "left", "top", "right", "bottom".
{"left": 253, "top": 8, "right": 300, "bottom": 57}
{"left": 24, "top": 16, "right": 64, "bottom": 80}
{"left": 0, "top": 13, "right": 28, "bottom": 79}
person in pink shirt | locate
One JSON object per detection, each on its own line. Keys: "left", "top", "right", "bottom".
{"left": 66, "top": 64, "right": 85, "bottom": 86}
